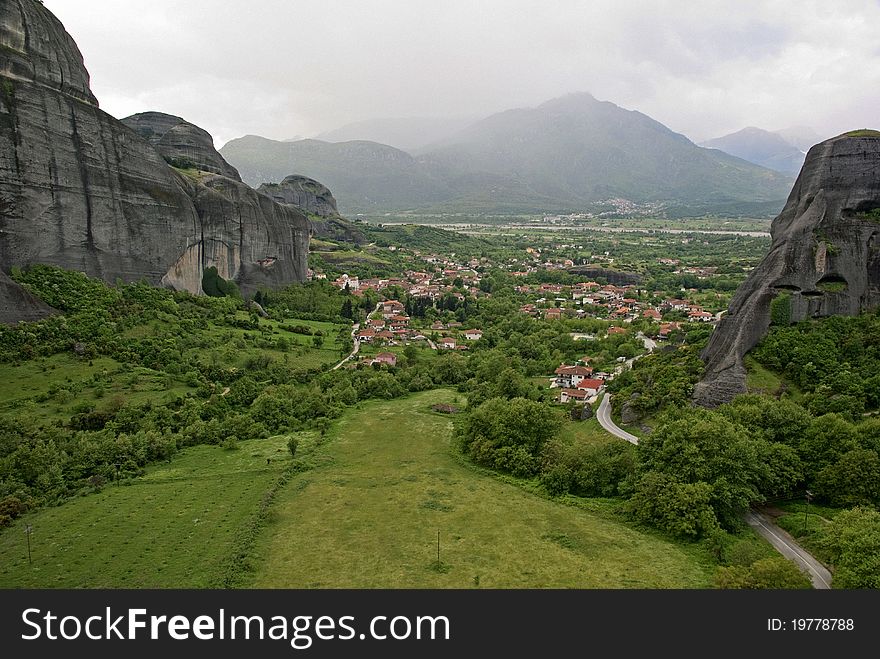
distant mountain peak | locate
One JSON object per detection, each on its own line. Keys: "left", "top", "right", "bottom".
{"left": 701, "top": 126, "right": 806, "bottom": 176}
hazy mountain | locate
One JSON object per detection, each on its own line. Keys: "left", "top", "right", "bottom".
{"left": 221, "top": 93, "right": 794, "bottom": 216}
{"left": 317, "top": 116, "right": 476, "bottom": 152}
{"left": 220, "top": 136, "right": 451, "bottom": 213}
{"left": 773, "top": 125, "right": 824, "bottom": 152}
{"left": 701, "top": 127, "right": 806, "bottom": 176}
{"left": 422, "top": 93, "right": 792, "bottom": 208}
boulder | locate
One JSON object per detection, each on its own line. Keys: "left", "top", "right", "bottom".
{"left": 695, "top": 131, "right": 880, "bottom": 407}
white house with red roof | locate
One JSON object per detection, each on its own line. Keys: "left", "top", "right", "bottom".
{"left": 553, "top": 365, "right": 594, "bottom": 388}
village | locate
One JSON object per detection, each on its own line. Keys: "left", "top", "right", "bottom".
{"left": 314, "top": 238, "right": 722, "bottom": 404}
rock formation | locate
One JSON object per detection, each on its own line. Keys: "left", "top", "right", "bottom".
{"left": 121, "top": 112, "right": 242, "bottom": 181}
{"left": 259, "top": 175, "right": 339, "bottom": 217}
{"left": 258, "top": 175, "right": 366, "bottom": 244}
{"left": 0, "top": 0, "right": 309, "bottom": 322}
{"left": 694, "top": 132, "right": 880, "bottom": 407}
{"left": 0, "top": 271, "right": 56, "bottom": 324}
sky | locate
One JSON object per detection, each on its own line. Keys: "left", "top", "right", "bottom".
{"left": 42, "top": 0, "right": 880, "bottom": 148}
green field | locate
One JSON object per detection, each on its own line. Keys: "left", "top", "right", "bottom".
{"left": 0, "top": 354, "right": 194, "bottom": 421}
{"left": 249, "top": 390, "right": 714, "bottom": 588}
{"left": 0, "top": 435, "right": 292, "bottom": 587}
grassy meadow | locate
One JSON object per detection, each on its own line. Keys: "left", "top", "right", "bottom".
{"left": 0, "top": 434, "right": 293, "bottom": 588}
{"left": 249, "top": 390, "right": 714, "bottom": 588}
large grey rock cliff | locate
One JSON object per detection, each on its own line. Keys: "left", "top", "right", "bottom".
{"left": 258, "top": 175, "right": 367, "bottom": 244}
{"left": 0, "top": 0, "right": 309, "bottom": 321}
{"left": 694, "top": 132, "right": 880, "bottom": 407}
{"left": 121, "top": 112, "right": 242, "bottom": 181}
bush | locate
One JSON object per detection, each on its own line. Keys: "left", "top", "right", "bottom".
{"left": 458, "top": 398, "right": 561, "bottom": 477}
{"left": 287, "top": 437, "right": 299, "bottom": 458}
{"left": 715, "top": 557, "right": 811, "bottom": 589}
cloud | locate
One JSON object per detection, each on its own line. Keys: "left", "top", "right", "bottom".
{"left": 42, "top": 0, "right": 880, "bottom": 146}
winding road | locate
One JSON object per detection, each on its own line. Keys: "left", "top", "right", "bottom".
{"left": 596, "top": 395, "right": 639, "bottom": 444}
{"left": 332, "top": 302, "right": 383, "bottom": 370}
{"left": 595, "top": 333, "right": 832, "bottom": 589}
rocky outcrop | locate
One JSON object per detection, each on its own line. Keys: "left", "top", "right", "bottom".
{"left": 259, "top": 175, "right": 339, "bottom": 217}
{"left": 0, "top": 0, "right": 309, "bottom": 321}
{"left": 694, "top": 132, "right": 880, "bottom": 407}
{"left": 121, "top": 112, "right": 242, "bottom": 181}
{"left": 258, "top": 175, "right": 367, "bottom": 244}
{"left": 0, "top": 271, "right": 57, "bottom": 324}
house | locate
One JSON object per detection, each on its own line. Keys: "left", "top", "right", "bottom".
{"left": 666, "top": 299, "right": 690, "bottom": 311}
{"left": 688, "top": 310, "right": 714, "bottom": 322}
{"left": 333, "top": 274, "right": 359, "bottom": 291}
{"left": 642, "top": 308, "right": 662, "bottom": 321}
{"left": 440, "top": 337, "right": 457, "bottom": 349}
{"left": 554, "top": 365, "right": 594, "bottom": 388}
{"left": 463, "top": 329, "right": 483, "bottom": 341}
{"left": 658, "top": 322, "right": 680, "bottom": 339}
{"left": 382, "top": 300, "right": 405, "bottom": 318}
{"left": 559, "top": 388, "right": 589, "bottom": 403}
{"left": 544, "top": 307, "right": 563, "bottom": 320}
{"left": 356, "top": 328, "right": 376, "bottom": 342}
{"left": 607, "top": 326, "right": 628, "bottom": 335}
{"left": 372, "top": 352, "right": 397, "bottom": 367}
{"left": 375, "top": 330, "right": 396, "bottom": 343}
{"left": 368, "top": 319, "right": 386, "bottom": 329}
{"left": 575, "top": 378, "right": 605, "bottom": 396}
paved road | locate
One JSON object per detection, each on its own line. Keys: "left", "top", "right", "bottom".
{"left": 596, "top": 332, "right": 831, "bottom": 589}
{"left": 744, "top": 510, "right": 832, "bottom": 589}
{"left": 596, "top": 394, "right": 639, "bottom": 445}
{"left": 332, "top": 323, "right": 361, "bottom": 370}
{"left": 332, "top": 302, "right": 386, "bottom": 370}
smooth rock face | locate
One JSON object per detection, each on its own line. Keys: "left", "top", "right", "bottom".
{"left": 122, "top": 112, "right": 242, "bottom": 181}
{"left": 0, "top": 0, "right": 309, "bottom": 321}
{"left": 695, "top": 133, "right": 880, "bottom": 407}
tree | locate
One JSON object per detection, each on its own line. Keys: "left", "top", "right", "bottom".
{"left": 287, "top": 436, "right": 299, "bottom": 458}
{"left": 815, "top": 449, "right": 880, "bottom": 507}
{"left": 629, "top": 472, "right": 717, "bottom": 538}
{"left": 798, "top": 414, "right": 859, "bottom": 479}
{"left": 403, "top": 345, "right": 419, "bottom": 365}
{"left": 635, "top": 407, "right": 763, "bottom": 530}
{"left": 821, "top": 507, "right": 880, "bottom": 588}
{"left": 458, "top": 398, "right": 561, "bottom": 477}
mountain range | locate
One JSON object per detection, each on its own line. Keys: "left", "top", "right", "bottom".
{"left": 221, "top": 93, "right": 794, "bottom": 217}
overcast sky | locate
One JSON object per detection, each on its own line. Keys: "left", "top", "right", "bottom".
{"left": 42, "top": 0, "right": 880, "bottom": 148}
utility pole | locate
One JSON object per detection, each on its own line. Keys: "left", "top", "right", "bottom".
{"left": 25, "top": 524, "right": 32, "bottom": 565}
{"left": 803, "top": 490, "right": 813, "bottom": 534}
